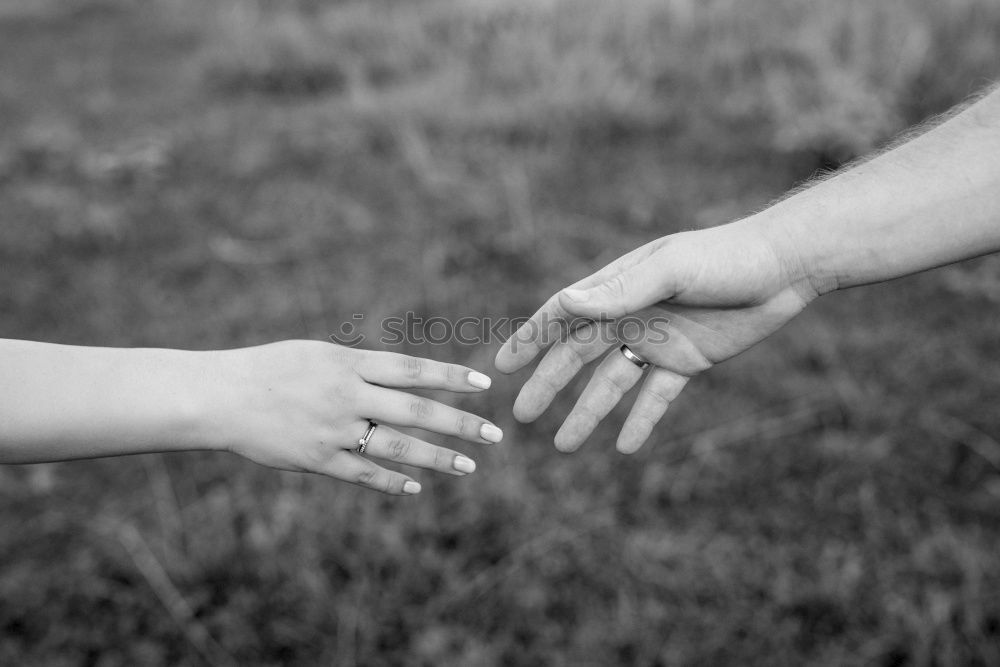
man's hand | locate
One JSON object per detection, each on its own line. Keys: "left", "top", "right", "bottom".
{"left": 496, "top": 84, "right": 1000, "bottom": 455}
{"left": 495, "top": 219, "right": 817, "bottom": 454}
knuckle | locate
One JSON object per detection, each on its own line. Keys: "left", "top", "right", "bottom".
{"left": 563, "top": 345, "right": 587, "bottom": 372}
{"left": 306, "top": 434, "right": 339, "bottom": 471}
{"left": 331, "top": 375, "right": 358, "bottom": 403}
{"left": 381, "top": 475, "right": 396, "bottom": 494}
{"left": 432, "top": 447, "right": 448, "bottom": 470}
{"left": 539, "top": 354, "right": 574, "bottom": 387}
{"left": 402, "top": 356, "right": 423, "bottom": 380}
{"left": 598, "top": 373, "right": 628, "bottom": 397}
{"left": 455, "top": 413, "right": 471, "bottom": 435}
{"left": 632, "top": 414, "right": 657, "bottom": 433}
{"left": 356, "top": 467, "right": 377, "bottom": 487}
{"left": 643, "top": 385, "right": 674, "bottom": 406}
{"left": 387, "top": 437, "right": 411, "bottom": 461}
{"left": 532, "top": 372, "right": 560, "bottom": 395}
{"left": 605, "top": 273, "right": 628, "bottom": 300}
{"left": 409, "top": 399, "right": 433, "bottom": 420}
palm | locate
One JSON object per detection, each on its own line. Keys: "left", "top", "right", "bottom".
{"left": 630, "top": 289, "right": 808, "bottom": 376}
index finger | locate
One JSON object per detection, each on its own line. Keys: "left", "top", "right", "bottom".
{"left": 495, "top": 292, "right": 607, "bottom": 374}
{"left": 495, "top": 295, "right": 575, "bottom": 374}
{"left": 495, "top": 248, "right": 653, "bottom": 374}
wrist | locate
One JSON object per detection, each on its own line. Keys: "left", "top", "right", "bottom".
{"left": 164, "top": 349, "right": 243, "bottom": 455}
{"left": 753, "top": 209, "right": 837, "bottom": 300}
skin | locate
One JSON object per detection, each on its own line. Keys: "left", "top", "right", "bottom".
{"left": 4, "top": 90, "right": 998, "bottom": 485}
{"left": 496, "top": 85, "right": 1000, "bottom": 454}
{"left": 0, "top": 339, "right": 502, "bottom": 495}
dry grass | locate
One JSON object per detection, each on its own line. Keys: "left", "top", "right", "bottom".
{"left": 2, "top": 0, "right": 1000, "bottom": 665}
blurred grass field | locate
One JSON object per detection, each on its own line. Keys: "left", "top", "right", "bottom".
{"left": 2, "top": 0, "right": 1000, "bottom": 664}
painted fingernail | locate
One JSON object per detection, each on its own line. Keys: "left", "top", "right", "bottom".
{"left": 453, "top": 455, "right": 476, "bottom": 474}
{"left": 563, "top": 288, "right": 590, "bottom": 302}
{"left": 467, "top": 371, "right": 492, "bottom": 390}
{"left": 480, "top": 424, "right": 503, "bottom": 443}
{"left": 403, "top": 481, "right": 421, "bottom": 495}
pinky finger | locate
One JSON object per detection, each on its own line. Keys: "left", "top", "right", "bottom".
{"left": 617, "top": 368, "right": 688, "bottom": 455}
{"left": 323, "top": 451, "right": 422, "bottom": 496}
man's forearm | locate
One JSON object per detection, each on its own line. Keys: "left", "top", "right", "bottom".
{"left": 757, "top": 86, "right": 1000, "bottom": 296}
{"left": 0, "top": 339, "right": 225, "bottom": 463}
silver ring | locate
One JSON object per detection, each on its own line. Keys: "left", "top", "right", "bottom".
{"left": 619, "top": 344, "right": 650, "bottom": 370}
{"left": 357, "top": 420, "right": 377, "bottom": 454}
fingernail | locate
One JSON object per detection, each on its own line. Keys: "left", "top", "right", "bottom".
{"left": 453, "top": 455, "right": 476, "bottom": 473}
{"left": 403, "top": 481, "right": 421, "bottom": 494}
{"left": 563, "top": 288, "right": 590, "bottom": 302}
{"left": 467, "top": 371, "right": 492, "bottom": 390}
{"left": 480, "top": 424, "right": 504, "bottom": 443}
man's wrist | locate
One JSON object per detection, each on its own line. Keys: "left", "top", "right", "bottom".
{"left": 753, "top": 209, "right": 838, "bottom": 300}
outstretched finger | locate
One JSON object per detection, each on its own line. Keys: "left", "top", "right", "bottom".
{"left": 495, "top": 243, "right": 662, "bottom": 375}
{"left": 360, "top": 385, "right": 504, "bottom": 444}
{"left": 512, "top": 319, "right": 614, "bottom": 423}
{"left": 352, "top": 350, "right": 492, "bottom": 392}
{"left": 616, "top": 367, "right": 688, "bottom": 454}
{"left": 553, "top": 348, "right": 645, "bottom": 453}
{"left": 495, "top": 295, "right": 580, "bottom": 375}
{"left": 321, "top": 450, "right": 422, "bottom": 496}
{"left": 362, "top": 424, "right": 477, "bottom": 476}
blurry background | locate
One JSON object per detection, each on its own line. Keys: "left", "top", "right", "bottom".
{"left": 2, "top": 0, "right": 1000, "bottom": 664}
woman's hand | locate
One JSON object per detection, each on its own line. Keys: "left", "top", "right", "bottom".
{"left": 495, "top": 218, "right": 816, "bottom": 454}
{"left": 210, "top": 341, "right": 501, "bottom": 495}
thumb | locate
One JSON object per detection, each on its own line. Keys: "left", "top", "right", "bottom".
{"left": 557, "top": 258, "right": 673, "bottom": 319}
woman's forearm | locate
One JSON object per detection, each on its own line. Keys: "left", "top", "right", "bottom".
{"left": 0, "top": 338, "right": 499, "bottom": 493}
{"left": 759, "top": 86, "right": 1000, "bottom": 296}
{"left": 0, "top": 339, "right": 223, "bottom": 463}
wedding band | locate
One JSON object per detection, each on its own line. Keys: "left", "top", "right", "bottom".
{"left": 619, "top": 344, "right": 650, "bottom": 370}
{"left": 357, "top": 421, "right": 377, "bottom": 454}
